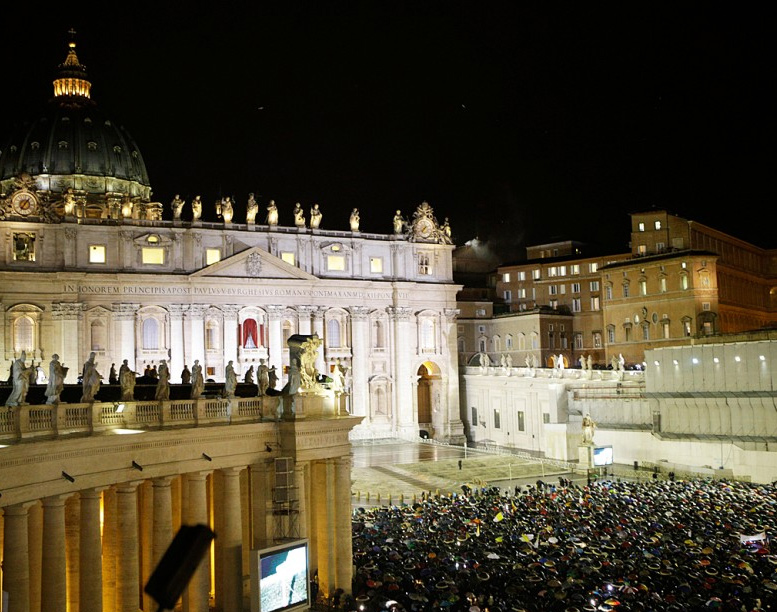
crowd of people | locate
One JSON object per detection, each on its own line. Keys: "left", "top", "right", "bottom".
{"left": 351, "top": 478, "right": 777, "bottom": 611}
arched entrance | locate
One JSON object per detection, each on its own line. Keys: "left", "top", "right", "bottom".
{"left": 417, "top": 361, "right": 441, "bottom": 438}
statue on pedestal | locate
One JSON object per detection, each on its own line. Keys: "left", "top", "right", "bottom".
{"left": 244, "top": 365, "right": 255, "bottom": 385}
{"left": 581, "top": 414, "right": 596, "bottom": 445}
{"left": 224, "top": 360, "right": 237, "bottom": 398}
{"left": 217, "top": 197, "right": 234, "bottom": 223}
{"left": 81, "top": 352, "right": 102, "bottom": 403}
{"left": 155, "top": 360, "right": 170, "bottom": 401}
{"left": 293, "top": 203, "right": 305, "bottom": 227}
{"left": 191, "top": 195, "right": 203, "bottom": 221}
{"left": 257, "top": 359, "right": 270, "bottom": 396}
{"left": 181, "top": 365, "right": 191, "bottom": 384}
{"left": 267, "top": 365, "right": 278, "bottom": 392}
{"left": 350, "top": 208, "right": 360, "bottom": 231}
{"left": 310, "top": 204, "right": 322, "bottom": 229}
{"left": 191, "top": 359, "right": 204, "bottom": 399}
{"left": 266, "top": 200, "right": 278, "bottom": 226}
{"left": 246, "top": 193, "right": 259, "bottom": 224}
{"left": 45, "top": 354, "right": 68, "bottom": 405}
{"left": 119, "top": 359, "right": 136, "bottom": 401}
{"left": 393, "top": 210, "right": 405, "bottom": 234}
{"left": 171, "top": 194, "right": 185, "bottom": 220}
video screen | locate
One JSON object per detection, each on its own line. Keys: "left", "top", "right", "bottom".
{"left": 593, "top": 446, "right": 613, "bottom": 466}
{"left": 259, "top": 541, "right": 309, "bottom": 612}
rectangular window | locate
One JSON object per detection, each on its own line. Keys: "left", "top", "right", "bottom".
{"left": 503, "top": 290, "right": 512, "bottom": 302}
{"left": 572, "top": 298, "right": 581, "bottom": 312}
{"left": 327, "top": 255, "right": 346, "bottom": 271}
{"left": 638, "top": 222, "right": 645, "bottom": 231}
{"left": 637, "top": 244, "right": 647, "bottom": 255}
{"left": 589, "top": 263, "right": 598, "bottom": 273}
{"left": 663, "top": 321, "right": 671, "bottom": 339}
{"left": 543, "top": 413, "right": 550, "bottom": 424}
{"left": 517, "top": 411, "right": 525, "bottom": 431}
{"left": 639, "top": 279, "right": 647, "bottom": 295}
{"left": 370, "top": 257, "right": 383, "bottom": 273}
{"left": 659, "top": 277, "right": 667, "bottom": 292}
{"left": 625, "top": 326, "right": 632, "bottom": 342}
{"left": 570, "top": 264, "right": 580, "bottom": 275}
{"left": 593, "top": 332, "right": 602, "bottom": 348}
{"left": 548, "top": 266, "right": 558, "bottom": 277}
{"left": 560, "top": 284, "right": 566, "bottom": 295}
{"left": 681, "top": 275, "right": 689, "bottom": 290}
{"left": 702, "top": 302, "right": 710, "bottom": 311}
{"left": 684, "top": 320, "right": 692, "bottom": 336}
{"left": 642, "top": 325, "right": 650, "bottom": 340}
{"left": 549, "top": 285, "right": 558, "bottom": 295}
{"left": 142, "top": 247, "right": 165, "bottom": 265}
{"left": 502, "top": 272, "right": 511, "bottom": 282}
{"left": 572, "top": 282, "right": 581, "bottom": 293}
{"left": 590, "top": 281, "right": 599, "bottom": 291}
{"left": 549, "top": 299, "right": 558, "bottom": 309}
{"left": 654, "top": 220, "right": 662, "bottom": 230}
{"left": 558, "top": 265, "right": 567, "bottom": 276}
{"left": 517, "top": 271, "right": 526, "bottom": 281}
{"left": 471, "top": 406, "right": 478, "bottom": 425}
{"left": 89, "top": 245, "right": 106, "bottom": 263}
{"left": 281, "top": 252, "right": 296, "bottom": 266}
{"left": 494, "top": 408, "right": 501, "bottom": 429}
{"left": 12, "top": 232, "right": 36, "bottom": 261}
{"left": 418, "top": 253, "right": 432, "bottom": 275}
{"left": 206, "top": 248, "right": 221, "bottom": 265}
{"left": 590, "top": 296, "right": 600, "bottom": 310}
{"left": 656, "top": 242, "right": 666, "bottom": 252}
{"left": 574, "top": 333, "right": 583, "bottom": 349}
{"left": 532, "top": 269, "right": 541, "bottom": 280}
{"left": 518, "top": 288, "right": 526, "bottom": 298}
{"left": 605, "top": 285, "right": 613, "bottom": 300}
{"left": 607, "top": 327, "right": 615, "bottom": 343}
{"left": 623, "top": 284, "right": 630, "bottom": 298}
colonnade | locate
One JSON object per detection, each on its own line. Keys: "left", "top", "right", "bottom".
{"left": 0, "top": 457, "right": 353, "bottom": 612}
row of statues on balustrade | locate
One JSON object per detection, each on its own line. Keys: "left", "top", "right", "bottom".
{"left": 3, "top": 352, "right": 292, "bottom": 407}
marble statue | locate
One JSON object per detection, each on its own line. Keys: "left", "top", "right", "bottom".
{"left": 393, "top": 210, "right": 405, "bottom": 234}
{"left": 35, "top": 363, "right": 47, "bottom": 385}
{"left": 331, "top": 358, "right": 346, "bottom": 394}
{"left": 557, "top": 354, "right": 565, "bottom": 370}
{"left": 610, "top": 355, "right": 619, "bottom": 371}
{"left": 350, "top": 208, "right": 360, "bottom": 231}
{"left": 191, "top": 359, "right": 204, "bottom": 399}
{"left": 246, "top": 193, "right": 259, "bottom": 224}
{"left": 310, "top": 204, "right": 322, "bottom": 229}
{"left": 191, "top": 195, "right": 203, "bottom": 221}
{"left": 109, "top": 363, "right": 118, "bottom": 384}
{"left": 525, "top": 354, "right": 533, "bottom": 369}
{"left": 618, "top": 353, "right": 625, "bottom": 371}
{"left": 293, "top": 203, "right": 305, "bottom": 227}
{"left": 64, "top": 189, "right": 77, "bottom": 216}
{"left": 155, "top": 360, "right": 170, "bottom": 401}
{"left": 171, "top": 194, "right": 185, "bottom": 220}
{"left": 224, "top": 360, "right": 237, "bottom": 398}
{"left": 121, "top": 195, "right": 133, "bottom": 219}
{"left": 257, "top": 359, "right": 270, "bottom": 395}
{"left": 581, "top": 413, "right": 596, "bottom": 445}
{"left": 440, "top": 217, "right": 452, "bottom": 241}
{"left": 181, "top": 365, "right": 191, "bottom": 384}
{"left": 218, "top": 197, "right": 234, "bottom": 223}
{"left": 579, "top": 355, "right": 586, "bottom": 369}
{"left": 506, "top": 354, "right": 513, "bottom": 369}
{"left": 500, "top": 354, "right": 507, "bottom": 369}
{"left": 244, "top": 365, "right": 255, "bottom": 385}
{"left": 119, "top": 359, "right": 136, "bottom": 401}
{"left": 299, "top": 336, "right": 322, "bottom": 392}
{"left": 587, "top": 355, "right": 592, "bottom": 371}
{"left": 267, "top": 365, "right": 278, "bottom": 392}
{"left": 81, "top": 352, "right": 102, "bottom": 403}
{"left": 6, "top": 352, "right": 33, "bottom": 405}
{"left": 45, "top": 354, "right": 68, "bottom": 405}
{"left": 266, "top": 200, "right": 278, "bottom": 225}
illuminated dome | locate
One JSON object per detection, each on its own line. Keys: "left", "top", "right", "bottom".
{"left": 0, "top": 32, "right": 152, "bottom": 218}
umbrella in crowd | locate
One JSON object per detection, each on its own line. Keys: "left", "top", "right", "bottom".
{"left": 350, "top": 479, "right": 777, "bottom": 612}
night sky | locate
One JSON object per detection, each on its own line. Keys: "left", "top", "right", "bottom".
{"left": 4, "top": 3, "right": 776, "bottom": 261}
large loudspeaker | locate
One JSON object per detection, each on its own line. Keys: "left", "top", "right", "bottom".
{"left": 144, "top": 524, "right": 216, "bottom": 611}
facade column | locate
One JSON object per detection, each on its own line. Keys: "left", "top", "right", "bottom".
{"left": 221, "top": 305, "right": 241, "bottom": 377}
{"left": 312, "top": 459, "right": 336, "bottom": 598}
{"left": 116, "top": 481, "right": 142, "bottom": 612}
{"left": 250, "top": 460, "right": 273, "bottom": 550}
{"left": 102, "top": 487, "right": 117, "bottom": 612}
{"left": 3, "top": 502, "right": 35, "bottom": 612}
{"left": 389, "top": 306, "right": 415, "bottom": 436}
{"left": 442, "top": 308, "right": 465, "bottom": 441}
{"left": 112, "top": 303, "right": 138, "bottom": 371}
{"left": 41, "top": 495, "right": 70, "bottom": 612}
{"left": 185, "top": 305, "right": 208, "bottom": 371}
{"left": 267, "top": 305, "right": 284, "bottom": 374}
{"left": 65, "top": 494, "right": 80, "bottom": 612}
{"left": 185, "top": 471, "right": 212, "bottom": 612}
{"left": 334, "top": 456, "right": 353, "bottom": 593}
{"left": 140, "top": 481, "right": 155, "bottom": 612}
{"left": 79, "top": 488, "right": 105, "bottom": 612}
{"left": 219, "top": 467, "right": 244, "bottom": 612}
{"left": 295, "top": 461, "right": 308, "bottom": 539}
{"left": 297, "top": 305, "right": 314, "bottom": 336}
{"left": 51, "top": 302, "right": 83, "bottom": 384}
{"left": 313, "top": 307, "right": 326, "bottom": 373}
{"left": 349, "top": 307, "right": 370, "bottom": 419}
{"left": 168, "top": 305, "right": 189, "bottom": 383}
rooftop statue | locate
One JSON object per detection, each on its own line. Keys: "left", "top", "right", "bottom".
{"left": 171, "top": 194, "right": 184, "bottom": 220}
{"left": 350, "top": 208, "right": 360, "bottom": 231}
{"left": 266, "top": 200, "right": 278, "bottom": 226}
{"left": 293, "top": 202, "right": 305, "bottom": 227}
{"left": 393, "top": 210, "right": 405, "bottom": 234}
{"left": 191, "top": 195, "right": 203, "bottom": 221}
{"left": 310, "top": 203, "right": 322, "bottom": 229}
{"left": 217, "top": 197, "right": 234, "bottom": 223}
{"left": 246, "top": 193, "right": 259, "bottom": 224}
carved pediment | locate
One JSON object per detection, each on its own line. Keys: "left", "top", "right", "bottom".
{"left": 191, "top": 246, "right": 317, "bottom": 280}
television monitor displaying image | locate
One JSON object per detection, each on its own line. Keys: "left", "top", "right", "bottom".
{"left": 250, "top": 540, "right": 310, "bottom": 612}
{"left": 592, "top": 445, "right": 613, "bottom": 466}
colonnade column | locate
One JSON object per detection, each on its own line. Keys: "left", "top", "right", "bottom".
{"left": 334, "top": 456, "right": 353, "bottom": 593}
{"left": 79, "top": 488, "right": 105, "bottom": 612}
{"left": 219, "top": 467, "right": 244, "bottom": 612}
{"left": 116, "top": 481, "right": 142, "bottom": 612}
{"left": 186, "top": 305, "right": 207, "bottom": 373}
{"left": 51, "top": 302, "right": 83, "bottom": 384}
{"left": 267, "top": 305, "right": 284, "bottom": 375}
{"left": 112, "top": 303, "right": 138, "bottom": 370}
{"left": 169, "top": 305, "right": 188, "bottom": 382}
{"left": 442, "top": 308, "right": 465, "bottom": 440}
{"left": 185, "top": 472, "right": 211, "bottom": 612}
{"left": 152, "top": 476, "right": 175, "bottom": 568}
{"left": 389, "top": 306, "right": 415, "bottom": 435}
{"left": 349, "top": 307, "right": 370, "bottom": 419}
{"left": 3, "top": 502, "right": 35, "bottom": 612}
{"left": 222, "top": 305, "right": 241, "bottom": 376}
{"left": 312, "top": 459, "right": 335, "bottom": 598}
{"left": 294, "top": 461, "right": 308, "bottom": 539}
{"left": 41, "top": 495, "right": 69, "bottom": 612}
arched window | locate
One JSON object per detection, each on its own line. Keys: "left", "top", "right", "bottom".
{"left": 457, "top": 337, "right": 465, "bottom": 353}
{"left": 13, "top": 316, "right": 34, "bottom": 353}
{"left": 142, "top": 318, "right": 159, "bottom": 350}
{"left": 205, "top": 320, "right": 219, "bottom": 350}
{"left": 505, "top": 334, "right": 513, "bottom": 350}
{"left": 91, "top": 320, "right": 107, "bottom": 351}
{"left": 242, "top": 318, "right": 258, "bottom": 348}
{"left": 327, "top": 319, "right": 341, "bottom": 348}
{"left": 478, "top": 337, "right": 487, "bottom": 352}
{"left": 492, "top": 335, "right": 501, "bottom": 353}
{"left": 372, "top": 320, "right": 385, "bottom": 349}
{"left": 518, "top": 333, "right": 526, "bottom": 351}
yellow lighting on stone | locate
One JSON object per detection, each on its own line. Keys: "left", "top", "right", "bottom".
{"left": 113, "top": 428, "right": 145, "bottom": 435}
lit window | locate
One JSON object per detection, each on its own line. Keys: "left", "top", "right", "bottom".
{"left": 418, "top": 253, "right": 432, "bottom": 275}
{"left": 659, "top": 277, "right": 667, "bottom": 292}
{"left": 370, "top": 257, "right": 383, "bottom": 273}
{"left": 13, "top": 233, "right": 35, "bottom": 261}
{"left": 572, "top": 283, "right": 580, "bottom": 293}
{"left": 281, "top": 252, "right": 296, "bottom": 266}
{"left": 593, "top": 332, "right": 602, "bottom": 348}
{"left": 590, "top": 281, "right": 600, "bottom": 291}
{"left": 142, "top": 247, "right": 165, "bottom": 264}
{"left": 570, "top": 265, "right": 579, "bottom": 275}
{"left": 548, "top": 267, "right": 558, "bottom": 277}
{"left": 637, "top": 245, "right": 647, "bottom": 255}
{"left": 327, "top": 255, "right": 345, "bottom": 271}
{"left": 589, "top": 263, "right": 598, "bottom": 273}
{"left": 654, "top": 220, "right": 662, "bottom": 230}
{"left": 572, "top": 298, "right": 581, "bottom": 312}
{"left": 518, "top": 288, "right": 526, "bottom": 298}
{"left": 147, "top": 235, "right": 159, "bottom": 244}
{"left": 502, "top": 272, "right": 510, "bottom": 282}
{"left": 518, "top": 271, "right": 526, "bottom": 281}
{"left": 89, "top": 245, "right": 106, "bottom": 263}
{"left": 638, "top": 222, "right": 645, "bottom": 231}
{"left": 532, "top": 269, "right": 541, "bottom": 279}
{"left": 639, "top": 279, "right": 647, "bottom": 295}
{"left": 206, "top": 248, "right": 221, "bottom": 265}
{"left": 681, "top": 274, "right": 689, "bottom": 290}
{"left": 591, "top": 296, "right": 600, "bottom": 311}
{"left": 558, "top": 266, "right": 567, "bottom": 276}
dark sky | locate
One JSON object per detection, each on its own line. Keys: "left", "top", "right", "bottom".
{"left": 4, "top": 3, "right": 777, "bottom": 260}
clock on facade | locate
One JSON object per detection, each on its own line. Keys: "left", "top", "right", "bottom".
{"left": 10, "top": 190, "right": 38, "bottom": 216}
